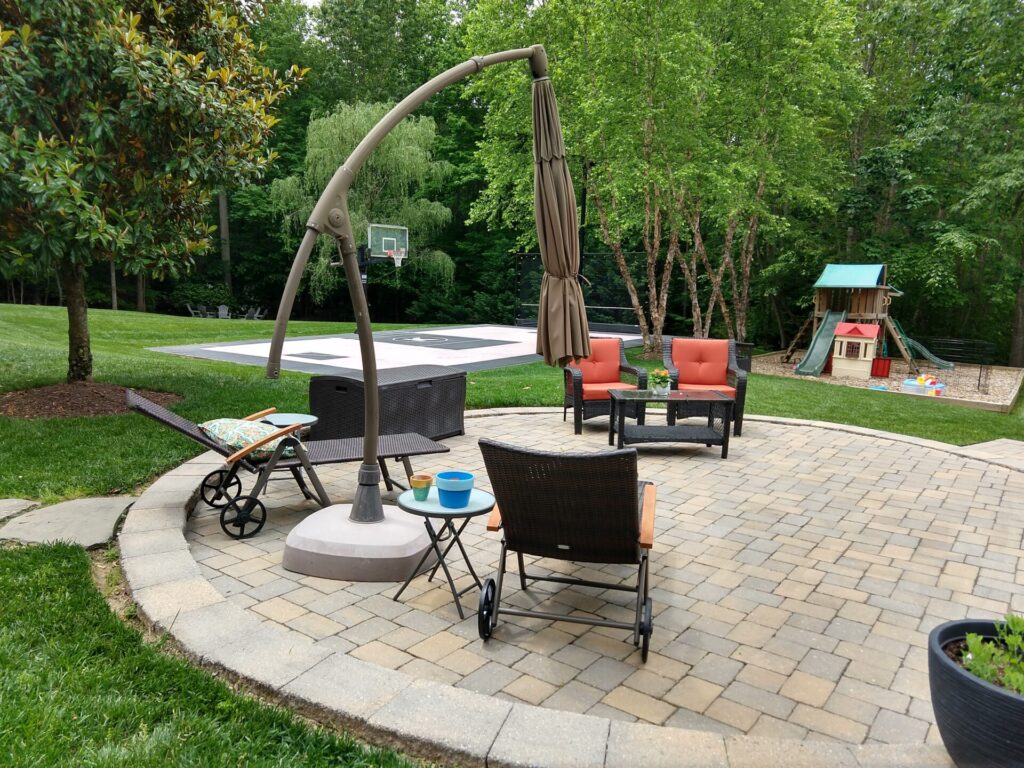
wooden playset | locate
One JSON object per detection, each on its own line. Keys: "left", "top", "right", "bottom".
{"left": 783, "top": 263, "right": 953, "bottom": 377}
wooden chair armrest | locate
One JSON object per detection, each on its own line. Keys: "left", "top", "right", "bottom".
{"left": 486, "top": 505, "right": 503, "bottom": 532}
{"left": 242, "top": 407, "right": 277, "bottom": 421}
{"left": 225, "top": 423, "right": 302, "bottom": 464}
{"left": 639, "top": 483, "right": 656, "bottom": 549}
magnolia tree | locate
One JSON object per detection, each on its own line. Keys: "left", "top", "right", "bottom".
{"left": 0, "top": 0, "right": 300, "bottom": 381}
{"left": 466, "top": 0, "right": 864, "bottom": 350}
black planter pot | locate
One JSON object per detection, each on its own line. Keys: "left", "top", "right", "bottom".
{"left": 929, "top": 619, "right": 1024, "bottom": 768}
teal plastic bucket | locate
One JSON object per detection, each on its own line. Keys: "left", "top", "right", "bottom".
{"left": 436, "top": 471, "right": 474, "bottom": 509}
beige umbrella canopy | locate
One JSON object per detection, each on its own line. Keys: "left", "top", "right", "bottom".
{"left": 532, "top": 67, "right": 591, "bottom": 367}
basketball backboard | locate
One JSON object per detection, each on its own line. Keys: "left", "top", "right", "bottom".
{"left": 367, "top": 224, "right": 409, "bottom": 258}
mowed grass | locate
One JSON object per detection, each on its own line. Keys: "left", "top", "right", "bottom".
{"left": 0, "top": 543, "right": 415, "bottom": 768}
{"left": 2, "top": 302, "right": 1023, "bottom": 501}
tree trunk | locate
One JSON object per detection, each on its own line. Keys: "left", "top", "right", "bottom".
{"left": 219, "top": 192, "right": 232, "bottom": 291}
{"left": 690, "top": 211, "right": 735, "bottom": 338}
{"left": 109, "top": 260, "right": 118, "bottom": 310}
{"left": 735, "top": 181, "right": 764, "bottom": 342}
{"left": 593, "top": 191, "right": 651, "bottom": 347}
{"left": 136, "top": 272, "right": 146, "bottom": 312}
{"left": 770, "top": 293, "right": 787, "bottom": 348}
{"left": 651, "top": 227, "right": 679, "bottom": 352}
{"left": 59, "top": 261, "right": 92, "bottom": 382}
{"left": 1011, "top": 243, "right": 1024, "bottom": 366}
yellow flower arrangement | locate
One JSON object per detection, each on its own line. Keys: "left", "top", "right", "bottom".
{"left": 649, "top": 368, "right": 671, "bottom": 388}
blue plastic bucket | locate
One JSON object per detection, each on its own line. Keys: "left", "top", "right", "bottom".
{"left": 436, "top": 471, "right": 474, "bottom": 509}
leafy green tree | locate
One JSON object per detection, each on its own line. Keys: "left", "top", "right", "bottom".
{"left": 315, "top": 0, "right": 455, "bottom": 105}
{"left": 271, "top": 101, "right": 455, "bottom": 305}
{"left": 466, "top": 0, "right": 864, "bottom": 351}
{"left": 828, "top": 0, "right": 1022, "bottom": 361}
{"left": 0, "top": 0, "right": 299, "bottom": 381}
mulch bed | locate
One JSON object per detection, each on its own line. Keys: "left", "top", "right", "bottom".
{"left": 0, "top": 383, "right": 181, "bottom": 419}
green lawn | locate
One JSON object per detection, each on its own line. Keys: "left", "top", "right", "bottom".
{"left": 2, "top": 303, "right": 1022, "bottom": 766}
{"left": 0, "top": 543, "right": 415, "bottom": 768}
{"left": 2, "top": 302, "right": 1022, "bottom": 501}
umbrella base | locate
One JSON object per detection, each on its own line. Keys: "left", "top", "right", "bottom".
{"left": 282, "top": 504, "right": 434, "bottom": 581}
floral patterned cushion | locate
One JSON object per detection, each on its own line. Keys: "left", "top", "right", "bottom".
{"left": 199, "top": 418, "right": 296, "bottom": 461}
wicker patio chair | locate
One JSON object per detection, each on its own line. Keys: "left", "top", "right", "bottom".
{"left": 477, "top": 438, "right": 656, "bottom": 661}
{"left": 662, "top": 337, "right": 747, "bottom": 436}
{"left": 127, "top": 390, "right": 449, "bottom": 539}
{"left": 563, "top": 337, "right": 647, "bottom": 434}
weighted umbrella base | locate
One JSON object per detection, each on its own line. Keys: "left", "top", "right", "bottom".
{"left": 283, "top": 504, "right": 435, "bottom": 581}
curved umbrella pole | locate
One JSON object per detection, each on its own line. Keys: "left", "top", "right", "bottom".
{"left": 267, "top": 46, "right": 547, "bottom": 525}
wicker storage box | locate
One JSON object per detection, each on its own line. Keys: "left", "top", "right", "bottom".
{"left": 309, "top": 365, "right": 466, "bottom": 441}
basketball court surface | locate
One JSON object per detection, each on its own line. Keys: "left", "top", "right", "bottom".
{"left": 152, "top": 324, "right": 643, "bottom": 375}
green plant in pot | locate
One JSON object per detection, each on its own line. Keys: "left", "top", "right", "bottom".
{"left": 649, "top": 367, "right": 671, "bottom": 395}
{"left": 929, "top": 614, "right": 1024, "bottom": 767}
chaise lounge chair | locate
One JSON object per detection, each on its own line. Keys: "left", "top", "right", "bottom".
{"left": 477, "top": 438, "right": 656, "bottom": 661}
{"left": 127, "top": 390, "right": 449, "bottom": 539}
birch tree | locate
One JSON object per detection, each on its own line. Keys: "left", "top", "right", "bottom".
{"left": 466, "top": 0, "right": 863, "bottom": 349}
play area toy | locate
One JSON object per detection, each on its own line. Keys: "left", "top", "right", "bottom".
{"left": 831, "top": 322, "right": 880, "bottom": 379}
{"left": 785, "top": 263, "right": 954, "bottom": 376}
{"left": 903, "top": 376, "right": 946, "bottom": 396}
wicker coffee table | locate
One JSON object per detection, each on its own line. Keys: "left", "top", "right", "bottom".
{"left": 609, "top": 389, "right": 733, "bottom": 458}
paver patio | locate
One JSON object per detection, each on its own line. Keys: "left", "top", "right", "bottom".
{"left": 176, "top": 409, "right": 1024, "bottom": 749}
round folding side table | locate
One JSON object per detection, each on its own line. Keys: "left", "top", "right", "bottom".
{"left": 261, "top": 412, "right": 319, "bottom": 436}
{"left": 392, "top": 487, "right": 495, "bottom": 619}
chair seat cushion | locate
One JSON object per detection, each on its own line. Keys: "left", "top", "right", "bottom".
{"left": 200, "top": 418, "right": 296, "bottom": 460}
{"left": 583, "top": 382, "right": 637, "bottom": 401}
{"left": 675, "top": 383, "right": 736, "bottom": 398}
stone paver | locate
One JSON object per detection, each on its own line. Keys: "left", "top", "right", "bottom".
{"left": 2, "top": 495, "right": 134, "bottom": 547}
{"left": 0, "top": 498, "right": 35, "bottom": 522}
{"left": 117, "top": 413, "right": 1023, "bottom": 767}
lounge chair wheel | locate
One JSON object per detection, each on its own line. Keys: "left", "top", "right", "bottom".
{"left": 478, "top": 578, "right": 496, "bottom": 640}
{"left": 219, "top": 496, "right": 266, "bottom": 540}
{"left": 640, "top": 597, "right": 653, "bottom": 662}
{"left": 201, "top": 470, "right": 242, "bottom": 508}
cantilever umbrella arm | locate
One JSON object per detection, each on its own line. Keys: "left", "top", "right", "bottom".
{"left": 266, "top": 45, "right": 549, "bottom": 524}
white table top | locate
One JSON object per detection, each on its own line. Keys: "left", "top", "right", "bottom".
{"left": 396, "top": 487, "right": 495, "bottom": 518}
{"left": 261, "top": 413, "right": 319, "bottom": 428}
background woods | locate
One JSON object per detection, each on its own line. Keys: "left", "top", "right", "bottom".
{"left": 2, "top": 0, "right": 1022, "bottom": 363}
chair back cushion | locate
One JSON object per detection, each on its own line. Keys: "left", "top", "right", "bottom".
{"left": 479, "top": 438, "right": 641, "bottom": 564}
{"left": 568, "top": 338, "right": 620, "bottom": 383}
{"left": 672, "top": 339, "right": 729, "bottom": 385}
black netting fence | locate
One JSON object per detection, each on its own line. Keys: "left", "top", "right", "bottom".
{"left": 516, "top": 252, "right": 649, "bottom": 333}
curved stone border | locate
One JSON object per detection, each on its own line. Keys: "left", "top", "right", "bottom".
{"left": 120, "top": 410, "right": 961, "bottom": 767}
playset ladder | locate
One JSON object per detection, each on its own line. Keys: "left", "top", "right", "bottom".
{"left": 782, "top": 316, "right": 813, "bottom": 363}
{"left": 883, "top": 316, "right": 919, "bottom": 375}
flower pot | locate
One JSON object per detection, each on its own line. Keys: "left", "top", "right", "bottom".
{"left": 409, "top": 473, "right": 433, "bottom": 502}
{"left": 435, "top": 471, "right": 474, "bottom": 509}
{"left": 652, "top": 385, "right": 670, "bottom": 396}
{"left": 929, "top": 619, "right": 1024, "bottom": 767}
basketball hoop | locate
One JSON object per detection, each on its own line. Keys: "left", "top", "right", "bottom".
{"left": 388, "top": 248, "right": 406, "bottom": 268}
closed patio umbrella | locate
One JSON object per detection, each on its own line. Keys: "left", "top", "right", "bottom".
{"left": 532, "top": 55, "right": 591, "bottom": 367}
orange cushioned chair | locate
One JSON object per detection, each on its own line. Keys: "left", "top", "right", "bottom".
{"left": 564, "top": 338, "right": 647, "bottom": 435}
{"left": 662, "top": 337, "right": 747, "bottom": 436}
